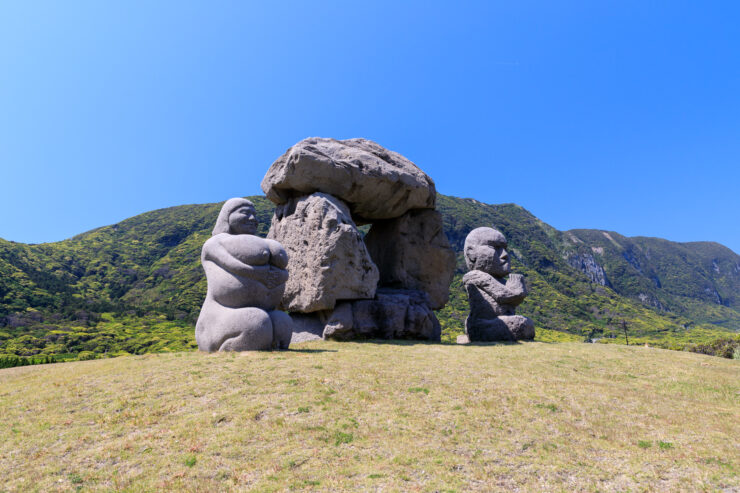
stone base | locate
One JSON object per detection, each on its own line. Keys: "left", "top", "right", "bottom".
{"left": 292, "top": 288, "right": 441, "bottom": 342}
{"left": 465, "top": 315, "right": 535, "bottom": 342}
{"left": 456, "top": 334, "right": 470, "bottom": 345}
{"left": 289, "top": 313, "right": 325, "bottom": 344}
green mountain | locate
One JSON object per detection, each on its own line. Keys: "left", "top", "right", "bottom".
{"left": 1, "top": 194, "right": 738, "bottom": 362}
{"left": 563, "top": 230, "right": 740, "bottom": 327}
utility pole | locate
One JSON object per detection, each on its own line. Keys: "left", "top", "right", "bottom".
{"left": 621, "top": 320, "right": 629, "bottom": 346}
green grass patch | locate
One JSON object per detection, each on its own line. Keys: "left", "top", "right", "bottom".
{"left": 334, "top": 431, "right": 354, "bottom": 446}
{"left": 1, "top": 341, "right": 738, "bottom": 491}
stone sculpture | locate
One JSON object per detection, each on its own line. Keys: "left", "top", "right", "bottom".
{"left": 195, "top": 198, "right": 293, "bottom": 351}
{"left": 262, "top": 137, "right": 456, "bottom": 341}
{"left": 462, "top": 227, "right": 535, "bottom": 341}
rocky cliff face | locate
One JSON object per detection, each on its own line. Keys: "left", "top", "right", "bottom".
{"left": 563, "top": 229, "right": 740, "bottom": 326}
{"left": 565, "top": 253, "right": 611, "bottom": 287}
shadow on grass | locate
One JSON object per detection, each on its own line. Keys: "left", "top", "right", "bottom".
{"left": 347, "top": 338, "right": 527, "bottom": 347}
{"left": 287, "top": 348, "right": 338, "bottom": 353}
{"left": 459, "top": 340, "right": 526, "bottom": 346}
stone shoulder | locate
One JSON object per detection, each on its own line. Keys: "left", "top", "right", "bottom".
{"left": 463, "top": 269, "right": 495, "bottom": 286}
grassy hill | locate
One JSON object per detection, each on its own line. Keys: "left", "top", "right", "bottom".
{"left": 1, "top": 342, "right": 738, "bottom": 491}
{"left": 1, "top": 194, "right": 739, "bottom": 363}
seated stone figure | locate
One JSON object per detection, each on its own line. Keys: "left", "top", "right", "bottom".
{"left": 196, "top": 198, "right": 293, "bottom": 351}
{"left": 462, "top": 227, "right": 535, "bottom": 341}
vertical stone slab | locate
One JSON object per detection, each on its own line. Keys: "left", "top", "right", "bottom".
{"left": 268, "top": 193, "right": 379, "bottom": 313}
{"left": 365, "top": 209, "right": 456, "bottom": 310}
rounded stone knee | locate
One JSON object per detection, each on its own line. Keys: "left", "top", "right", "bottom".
{"left": 269, "top": 310, "right": 293, "bottom": 350}
{"left": 465, "top": 316, "right": 513, "bottom": 342}
{"left": 497, "top": 315, "right": 535, "bottom": 340}
{"left": 197, "top": 305, "right": 274, "bottom": 351}
{"left": 219, "top": 307, "right": 274, "bottom": 351}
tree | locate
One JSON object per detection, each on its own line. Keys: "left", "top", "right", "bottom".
{"left": 621, "top": 320, "right": 629, "bottom": 346}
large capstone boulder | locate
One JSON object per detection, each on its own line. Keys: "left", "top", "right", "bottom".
{"left": 261, "top": 137, "right": 436, "bottom": 223}
{"left": 364, "top": 209, "right": 456, "bottom": 310}
{"left": 268, "top": 192, "right": 379, "bottom": 313}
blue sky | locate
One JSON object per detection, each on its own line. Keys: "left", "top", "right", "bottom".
{"left": 1, "top": 1, "right": 738, "bottom": 253}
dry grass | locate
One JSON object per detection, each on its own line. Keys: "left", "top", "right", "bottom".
{"left": 0, "top": 341, "right": 738, "bottom": 492}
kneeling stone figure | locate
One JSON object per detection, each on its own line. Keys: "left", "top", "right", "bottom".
{"left": 463, "top": 227, "right": 535, "bottom": 341}
{"left": 196, "top": 198, "right": 293, "bottom": 351}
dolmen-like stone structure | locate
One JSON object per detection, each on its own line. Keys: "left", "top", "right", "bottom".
{"left": 462, "top": 227, "right": 535, "bottom": 341}
{"left": 196, "top": 198, "right": 293, "bottom": 351}
{"left": 262, "top": 137, "right": 456, "bottom": 341}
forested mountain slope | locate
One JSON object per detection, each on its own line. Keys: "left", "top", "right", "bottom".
{"left": 1, "top": 194, "right": 737, "bottom": 360}
{"left": 564, "top": 229, "right": 740, "bottom": 327}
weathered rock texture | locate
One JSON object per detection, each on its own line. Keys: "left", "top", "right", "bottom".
{"left": 261, "top": 137, "right": 436, "bottom": 222}
{"left": 262, "top": 138, "right": 455, "bottom": 342}
{"left": 350, "top": 289, "right": 441, "bottom": 340}
{"left": 267, "top": 193, "right": 379, "bottom": 313}
{"left": 196, "top": 198, "right": 293, "bottom": 351}
{"left": 322, "top": 302, "right": 354, "bottom": 340}
{"left": 295, "top": 289, "right": 441, "bottom": 341}
{"left": 462, "top": 227, "right": 535, "bottom": 341}
{"left": 365, "top": 209, "right": 456, "bottom": 310}
{"left": 288, "top": 313, "right": 325, "bottom": 344}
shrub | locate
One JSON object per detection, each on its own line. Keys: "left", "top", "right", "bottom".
{"left": 689, "top": 337, "right": 740, "bottom": 359}
{"left": 77, "top": 351, "right": 97, "bottom": 361}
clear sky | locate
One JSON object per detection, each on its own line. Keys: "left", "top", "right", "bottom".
{"left": 1, "top": 1, "right": 738, "bottom": 253}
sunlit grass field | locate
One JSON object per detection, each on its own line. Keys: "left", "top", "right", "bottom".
{"left": 1, "top": 341, "right": 738, "bottom": 491}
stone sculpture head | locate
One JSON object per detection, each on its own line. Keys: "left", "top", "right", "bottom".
{"left": 464, "top": 227, "right": 510, "bottom": 277}
{"left": 212, "top": 198, "right": 258, "bottom": 236}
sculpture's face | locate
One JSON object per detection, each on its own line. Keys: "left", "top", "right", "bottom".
{"left": 473, "top": 240, "right": 510, "bottom": 277}
{"left": 465, "top": 228, "right": 510, "bottom": 276}
{"left": 228, "top": 205, "right": 258, "bottom": 235}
